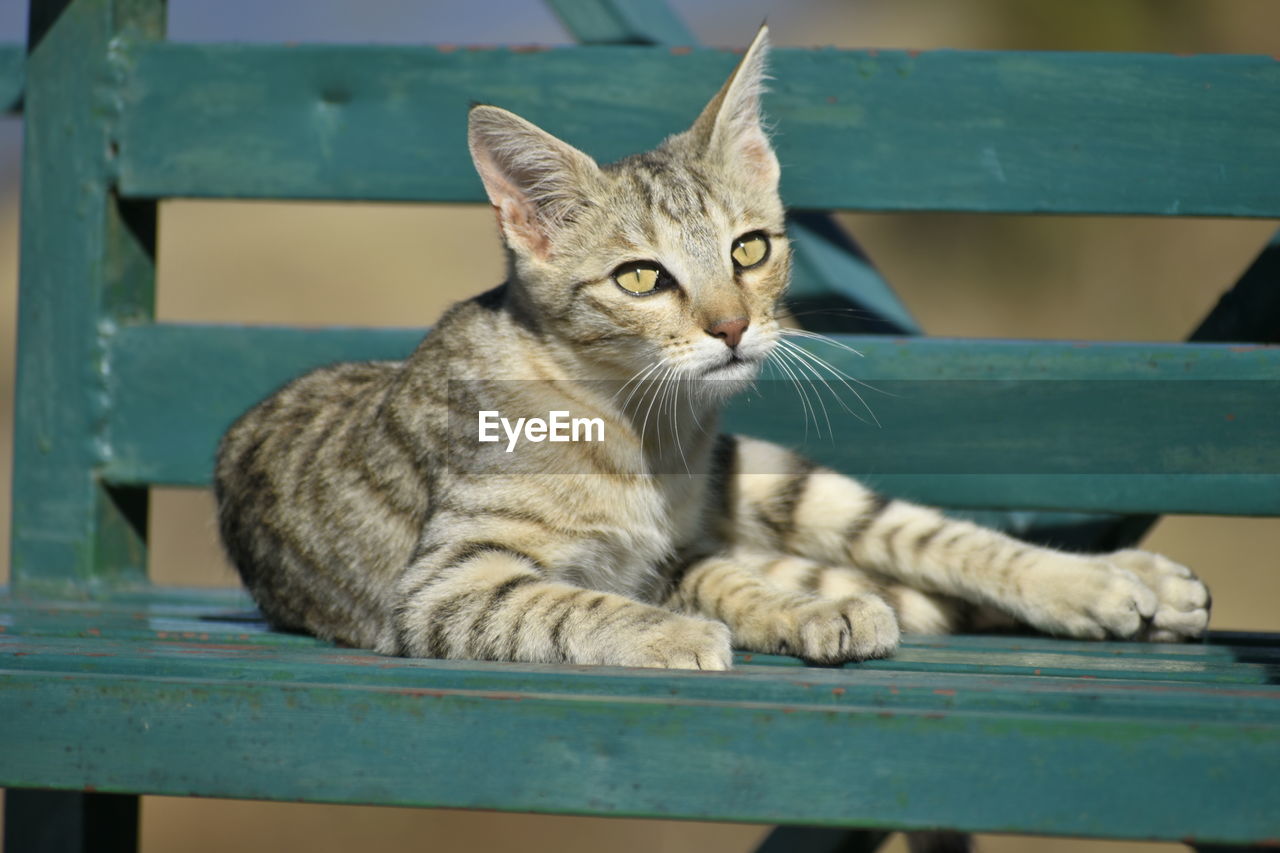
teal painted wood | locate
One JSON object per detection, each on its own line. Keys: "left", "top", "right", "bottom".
{"left": 6, "top": 628, "right": 1279, "bottom": 711}
{"left": 4, "top": 674, "right": 1269, "bottom": 840}
{"left": 1, "top": 616, "right": 1277, "bottom": 842}
{"left": 100, "top": 323, "right": 1280, "bottom": 514}
{"left": 11, "top": 0, "right": 164, "bottom": 599}
{"left": 785, "top": 216, "right": 920, "bottom": 334}
{"left": 104, "top": 323, "right": 417, "bottom": 486}
{"left": 547, "top": 0, "right": 696, "bottom": 45}
{"left": 112, "top": 44, "right": 1280, "bottom": 215}
{"left": 0, "top": 43, "right": 21, "bottom": 112}
{"left": 10, "top": 586, "right": 1279, "bottom": 665}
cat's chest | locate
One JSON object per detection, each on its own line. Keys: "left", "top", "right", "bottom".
{"left": 564, "top": 474, "right": 711, "bottom": 600}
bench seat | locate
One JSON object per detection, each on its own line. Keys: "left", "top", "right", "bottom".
{"left": 4, "top": 588, "right": 1278, "bottom": 844}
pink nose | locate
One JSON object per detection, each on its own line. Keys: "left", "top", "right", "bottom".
{"left": 707, "top": 317, "right": 749, "bottom": 349}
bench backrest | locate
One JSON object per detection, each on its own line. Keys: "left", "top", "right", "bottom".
{"left": 9, "top": 0, "right": 1280, "bottom": 597}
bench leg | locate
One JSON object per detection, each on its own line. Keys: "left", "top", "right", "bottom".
{"left": 3, "top": 789, "right": 138, "bottom": 853}
{"left": 754, "top": 826, "right": 891, "bottom": 853}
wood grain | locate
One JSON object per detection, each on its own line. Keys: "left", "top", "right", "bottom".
{"left": 114, "top": 43, "right": 1280, "bottom": 215}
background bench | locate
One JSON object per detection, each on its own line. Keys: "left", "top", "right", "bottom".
{"left": 3, "top": 1, "right": 1278, "bottom": 851}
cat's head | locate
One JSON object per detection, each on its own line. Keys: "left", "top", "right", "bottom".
{"left": 468, "top": 26, "right": 787, "bottom": 397}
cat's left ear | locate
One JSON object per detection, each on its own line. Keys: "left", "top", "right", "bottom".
{"left": 688, "top": 25, "right": 778, "bottom": 188}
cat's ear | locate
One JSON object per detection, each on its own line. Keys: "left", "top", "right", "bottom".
{"left": 468, "top": 105, "right": 602, "bottom": 260}
{"left": 688, "top": 25, "right": 778, "bottom": 187}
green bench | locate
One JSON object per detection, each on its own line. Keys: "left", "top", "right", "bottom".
{"left": 3, "top": 1, "right": 1279, "bottom": 850}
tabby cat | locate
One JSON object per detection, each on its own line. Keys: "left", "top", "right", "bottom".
{"left": 214, "top": 27, "right": 1209, "bottom": 669}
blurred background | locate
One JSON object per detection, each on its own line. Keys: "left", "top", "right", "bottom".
{"left": 1, "top": 1, "right": 1278, "bottom": 851}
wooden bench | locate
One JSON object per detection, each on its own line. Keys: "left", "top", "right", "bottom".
{"left": 3, "top": 1, "right": 1278, "bottom": 850}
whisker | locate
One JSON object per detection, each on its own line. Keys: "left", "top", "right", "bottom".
{"left": 617, "top": 360, "right": 664, "bottom": 415}
{"left": 784, "top": 307, "right": 879, "bottom": 320}
{"left": 779, "top": 329, "right": 894, "bottom": 401}
{"left": 769, "top": 344, "right": 821, "bottom": 440}
{"left": 781, "top": 327, "right": 864, "bottom": 358}
{"left": 777, "top": 339, "right": 881, "bottom": 427}
{"left": 684, "top": 371, "right": 709, "bottom": 437}
{"left": 613, "top": 360, "right": 660, "bottom": 402}
{"left": 774, "top": 343, "right": 835, "bottom": 438}
{"left": 665, "top": 372, "right": 691, "bottom": 475}
{"left": 639, "top": 365, "right": 671, "bottom": 457}
{"left": 762, "top": 345, "right": 805, "bottom": 433}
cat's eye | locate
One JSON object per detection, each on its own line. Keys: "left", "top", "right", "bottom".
{"left": 613, "top": 261, "right": 670, "bottom": 295}
{"left": 731, "top": 232, "right": 770, "bottom": 269}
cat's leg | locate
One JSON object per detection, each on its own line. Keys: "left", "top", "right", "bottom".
{"left": 666, "top": 549, "right": 899, "bottom": 662}
{"left": 392, "top": 539, "right": 732, "bottom": 669}
{"left": 750, "top": 556, "right": 978, "bottom": 635}
{"left": 717, "top": 435, "right": 1210, "bottom": 641}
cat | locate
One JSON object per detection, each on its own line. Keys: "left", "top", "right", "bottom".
{"left": 214, "top": 26, "right": 1210, "bottom": 670}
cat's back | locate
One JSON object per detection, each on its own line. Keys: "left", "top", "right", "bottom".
{"left": 216, "top": 358, "right": 400, "bottom": 502}
{"left": 212, "top": 291, "right": 531, "bottom": 649}
{"left": 215, "top": 289, "right": 512, "bottom": 514}
{"left": 214, "top": 357, "right": 417, "bottom": 648}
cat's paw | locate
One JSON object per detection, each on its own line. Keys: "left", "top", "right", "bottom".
{"left": 1017, "top": 554, "right": 1159, "bottom": 640}
{"left": 1107, "top": 549, "right": 1210, "bottom": 641}
{"left": 1018, "top": 550, "right": 1209, "bottom": 641}
{"left": 787, "top": 595, "right": 900, "bottom": 664}
{"left": 617, "top": 614, "right": 733, "bottom": 671}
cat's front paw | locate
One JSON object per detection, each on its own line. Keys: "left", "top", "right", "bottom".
{"left": 1108, "top": 549, "right": 1210, "bottom": 641}
{"left": 1018, "top": 550, "right": 1208, "bottom": 642}
{"left": 1018, "top": 555, "right": 1157, "bottom": 640}
{"left": 788, "top": 595, "right": 900, "bottom": 664}
{"left": 616, "top": 614, "right": 733, "bottom": 670}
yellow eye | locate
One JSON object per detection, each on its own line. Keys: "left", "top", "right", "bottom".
{"left": 613, "top": 262, "right": 666, "bottom": 295}
{"left": 731, "top": 233, "right": 770, "bottom": 269}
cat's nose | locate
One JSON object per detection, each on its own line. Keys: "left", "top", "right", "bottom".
{"left": 707, "top": 317, "right": 749, "bottom": 349}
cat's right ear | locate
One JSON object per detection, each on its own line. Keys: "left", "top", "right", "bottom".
{"left": 468, "top": 105, "right": 602, "bottom": 260}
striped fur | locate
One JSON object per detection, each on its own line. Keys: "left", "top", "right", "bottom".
{"left": 214, "top": 27, "right": 1209, "bottom": 669}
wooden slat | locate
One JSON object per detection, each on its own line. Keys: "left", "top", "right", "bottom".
{"left": 2, "top": 593, "right": 1278, "bottom": 843}
{"left": 5, "top": 592, "right": 1275, "bottom": 666}
{"left": 0, "top": 43, "right": 21, "bottom": 112}
{"left": 7, "top": 671, "right": 1271, "bottom": 840}
{"left": 546, "top": 0, "right": 696, "bottom": 45}
{"left": 6, "top": 595, "right": 1276, "bottom": 698}
{"left": 5, "top": 630, "right": 1277, "bottom": 693}
{"left": 102, "top": 323, "right": 1280, "bottom": 514}
{"left": 105, "top": 323, "right": 417, "bottom": 486}
{"left": 114, "top": 43, "right": 1280, "bottom": 215}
